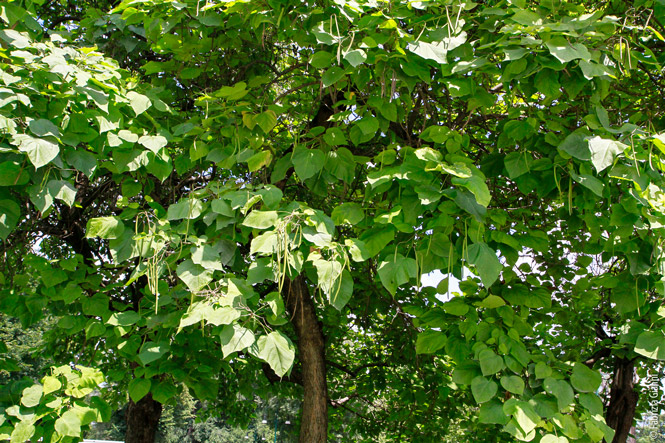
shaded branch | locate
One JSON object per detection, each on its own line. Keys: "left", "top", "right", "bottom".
{"left": 262, "top": 362, "right": 303, "bottom": 385}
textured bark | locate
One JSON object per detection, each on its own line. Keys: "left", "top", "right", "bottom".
{"left": 126, "top": 392, "right": 162, "bottom": 443}
{"left": 284, "top": 276, "right": 328, "bottom": 443}
{"left": 606, "top": 358, "right": 638, "bottom": 443}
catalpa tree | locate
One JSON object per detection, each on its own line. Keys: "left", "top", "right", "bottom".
{"left": 1, "top": 0, "right": 664, "bottom": 442}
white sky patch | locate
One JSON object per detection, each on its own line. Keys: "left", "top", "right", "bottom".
{"left": 421, "top": 269, "right": 464, "bottom": 302}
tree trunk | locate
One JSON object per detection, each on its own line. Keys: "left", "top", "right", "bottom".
{"left": 606, "top": 357, "right": 638, "bottom": 443}
{"left": 284, "top": 276, "right": 328, "bottom": 443}
{"left": 126, "top": 392, "right": 162, "bottom": 443}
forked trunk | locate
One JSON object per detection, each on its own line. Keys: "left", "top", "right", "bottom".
{"left": 125, "top": 392, "right": 162, "bottom": 443}
{"left": 606, "top": 357, "right": 638, "bottom": 443}
{"left": 284, "top": 276, "right": 328, "bottom": 443}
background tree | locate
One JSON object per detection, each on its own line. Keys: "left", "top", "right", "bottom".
{"left": 1, "top": 0, "right": 665, "bottom": 442}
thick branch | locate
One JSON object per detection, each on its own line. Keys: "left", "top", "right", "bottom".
{"left": 283, "top": 276, "right": 328, "bottom": 443}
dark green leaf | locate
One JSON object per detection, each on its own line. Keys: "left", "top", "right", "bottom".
{"left": 467, "top": 243, "right": 502, "bottom": 288}
{"left": 416, "top": 330, "right": 447, "bottom": 354}
{"left": 635, "top": 330, "right": 665, "bottom": 360}
{"left": 128, "top": 378, "right": 151, "bottom": 403}
{"left": 471, "top": 376, "right": 498, "bottom": 403}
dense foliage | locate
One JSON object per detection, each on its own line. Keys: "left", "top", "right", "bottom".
{"left": 1, "top": 0, "right": 665, "bottom": 442}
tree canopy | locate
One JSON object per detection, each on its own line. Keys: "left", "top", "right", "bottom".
{"left": 1, "top": 0, "right": 665, "bottom": 442}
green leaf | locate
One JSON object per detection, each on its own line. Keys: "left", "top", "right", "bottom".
{"left": 416, "top": 330, "right": 447, "bottom": 354}
{"left": 322, "top": 66, "right": 346, "bottom": 87}
{"left": 55, "top": 409, "right": 82, "bottom": 437}
{"left": 128, "top": 378, "right": 151, "bottom": 403}
{"left": 138, "top": 135, "right": 168, "bottom": 153}
{"left": 48, "top": 180, "right": 77, "bottom": 206}
{"left": 479, "top": 295, "right": 505, "bottom": 308}
{"left": 447, "top": 78, "right": 472, "bottom": 97}
{"left": 579, "top": 393, "right": 603, "bottom": 415}
{"left": 243, "top": 210, "right": 278, "bottom": 229}
{"left": 151, "top": 380, "right": 178, "bottom": 403}
{"left": 0, "top": 29, "right": 30, "bottom": 48}
{"left": 501, "top": 375, "right": 525, "bottom": 395}
{"left": 535, "top": 362, "right": 552, "bottom": 379}
{"left": 378, "top": 101, "right": 398, "bottom": 122}
{"left": 452, "top": 174, "right": 491, "bottom": 207}
{"left": 86, "top": 322, "right": 106, "bottom": 338}
{"left": 479, "top": 400, "right": 510, "bottom": 425}
{"left": 86, "top": 217, "right": 125, "bottom": 239}
{"left": 421, "top": 125, "right": 451, "bottom": 143}
{"left": 313, "top": 256, "right": 342, "bottom": 292}
{"left": 571, "top": 171, "right": 604, "bottom": 197}
{"left": 65, "top": 150, "right": 97, "bottom": 177}
{"left": 247, "top": 258, "right": 275, "bottom": 284}
{"left": 504, "top": 400, "right": 540, "bottom": 435}
{"left": 20, "top": 384, "right": 43, "bottom": 407}
{"left": 255, "top": 110, "right": 277, "bottom": 134}
{"left": 215, "top": 82, "right": 248, "bottom": 100}
{"left": 206, "top": 306, "right": 241, "bottom": 326}
{"left": 345, "top": 238, "right": 370, "bottom": 262}
{"left": 167, "top": 198, "right": 204, "bottom": 220}
{"left": 176, "top": 260, "right": 213, "bottom": 292}
{"left": 331, "top": 202, "right": 364, "bottom": 225}
{"left": 310, "top": 51, "right": 334, "bottom": 68}
{"left": 467, "top": 243, "right": 502, "bottom": 287}
{"left": 570, "top": 363, "right": 602, "bottom": 392}
{"left": 10, "top": 421, "right": 35, "bottom": 443}
{"left": 635, "top": 330, "right": 665, "bottom": 360}
{"left": 0, "top": 199, "right": 20, "bottom": 240}
{"left": 179, "top": 302, "right": 209, "bottom": 328}
{"left": 42, "top": 375, "right": 62, "bottom": 395}
{"left": 258, "top": 185, "right": 283, "bottom": 209}
{"left": 330, "top": 269, "right": 353, "bottom": 310}
{"left": 191, "top": 244, "right": 224, "bottom": 271}
{"left": 359, "top": 225, "right": 395, "bottom": 257}
{"left": 543, "top": 377, "right": 574, "bottom": 410}
{"left": 0, "top": 161, "right": 29, "bottom": 186}
{"left": 292, "top": 146, "right": 325, "bottom": 180}
{"left": 16, "top": 134, "right": 59, "bottom": 169}
{"left": 415, "top": 147, "right": 443, "bottom": 163}
{"left": 378, "top": 254, "right": 417, "bottom": 295}
{"left": 442, "top": 298, "right": 469, "bottom": 316}
{"left": 559, "top": 132, "right": 591, "bottom": 161}
{"left": 251, "top": 231, "right": 278, "bottom": 255}
{"left": 256, "top": 331, "right": 295, "bottom": 377}
{"left": 471, "top": 376, "right": 498, "bottom": 403}
{"left": 587, "top": 136, "right": 626, "bottom": 172}
{"left": 545, "top": 36, "right": 591, "bottom": 63}
{"left": 479, "top": 349, "right": 505, "bottom": 375}
{"left": 265, "top": 292, "right": 284, "bottom": 316}
{"left": 107, "top": 311, "right": 141, "bottom": 326}
{"left": 323, "top": 127, "right": 347, "bottom": 146}
{"left": 356, "top": 116, "right": 379, "bottom": 136}
{"left": 247, "top": 150, "right": 273, "bottom": 172}
{"left": 138, "top": 342, "right": 170, "bottom": 366}
{"left": 220, "top": 325, "right": 256, "bottom": 358}
{"left": 126, "top": 91, "right": 152, "bottom": 116}
{"left": 28, "top": 118, "right": 60, "bottom": 137}
{"left": 343, "top": 49, "right": 367, "bottom": 67}
{"left": 510, "top": 9, "right": 542, "bottom": 26}
{"left": 118, "top": 129, "right": 139, "bottom": 143}
{"left": 407, "top": 34, "right": 467, "bottom": 64}
{"left": 504, "top": 152, "right": 531, "bottom": 179}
